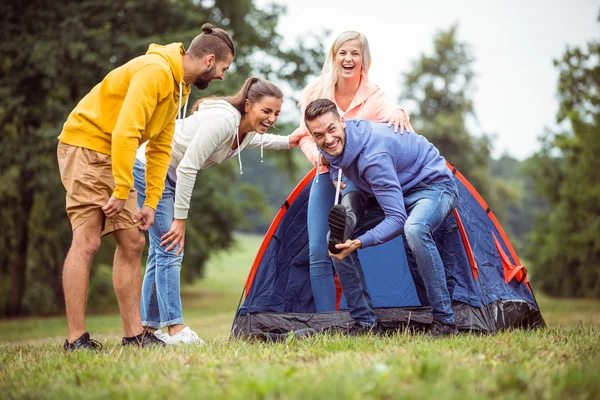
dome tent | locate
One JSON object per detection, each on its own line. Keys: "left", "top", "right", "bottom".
{"left": 231, "top": 163, "right": 545, "bottom": 338}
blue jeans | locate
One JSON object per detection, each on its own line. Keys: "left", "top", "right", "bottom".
{"left": 332, "top": 180, "right": 459, "bottom": 326}
{"left": 307, "top": 173, "right": 358, "bottom": 312}
{"left": 133, "top": 160, "right": 184, "bottom": 329}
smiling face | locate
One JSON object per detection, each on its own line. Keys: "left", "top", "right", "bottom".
{"left": 306, "top": 111, "right": 347, "bottom": 157}
{"left": 244, "top": 96, "right": 282, "bottom": 134}
{"left": 187, "top": 53, "right": 234, "bottom": 90}
{"left": 335, "top": 39, "right": 363, "bottom": 80}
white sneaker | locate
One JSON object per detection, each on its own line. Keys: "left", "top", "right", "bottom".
{"left": 153, "top": 329, "right": 168, "bottom": 341}
{"left": 164, "top": 327, "right": 205, "bottom": 345}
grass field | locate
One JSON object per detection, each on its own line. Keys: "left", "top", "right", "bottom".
{"left": 1, "top": 233, "right": 599, "bottom": 399}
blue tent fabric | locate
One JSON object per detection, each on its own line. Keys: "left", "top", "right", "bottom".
{"left": 236, "top": 170, "right": 544, "bottom": 334}
{"left": 240, "top": 183, "right": 314, "bottom": 314}
{"left": 454, "top": 181, "right": 536, "bottom": 305}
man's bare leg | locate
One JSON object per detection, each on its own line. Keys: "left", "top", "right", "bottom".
{"left": 63, "top": 211, "right": 104, "bottom": 343}
{"left": 112, "top": 227, "right": 146, "bottom": 338}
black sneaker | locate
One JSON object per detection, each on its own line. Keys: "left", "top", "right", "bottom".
{"left": 121, "top": 331, "right": 166, "bottom": 347}
{"left": 63, "top": 332, "right": 103, "bottom": 351}
{"left": 429, "top": 318, "right": 458, "bottom": 337}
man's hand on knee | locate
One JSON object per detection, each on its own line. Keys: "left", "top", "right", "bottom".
{"left": 102, "top": 196, "right": 126, "bottom": 218}
{"left": 133, "top": 206, "right": 155, "bottom": 230}
{"left": 329, "top": 238, "right": 362, "bottom": 260}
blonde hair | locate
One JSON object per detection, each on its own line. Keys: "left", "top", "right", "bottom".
{"left": 309, "top": 31, "right": 372, "bottom": 100}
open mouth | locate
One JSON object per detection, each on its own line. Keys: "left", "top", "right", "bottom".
{"left": 325, "top": 139, "right": 340, "bottom": 152}
{"left": 342, "top": 64, "right": 355, "bottom": 72}
{"left": 259, "top": 122, "right": 271, "bottom": 131}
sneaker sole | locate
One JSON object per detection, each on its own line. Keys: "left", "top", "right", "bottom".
{"left": 328, "top": 204, "right": 347, "bottom": 254}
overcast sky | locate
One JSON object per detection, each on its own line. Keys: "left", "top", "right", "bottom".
{"left": 256, "top": 0, "right": 599, "bottom": 159}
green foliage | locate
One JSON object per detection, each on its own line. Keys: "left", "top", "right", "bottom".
{"left": 489, "top": 155, "right": 548, "bottom": 254}
{"left": 402, "top": 24, "right": 523, "bottom": 248}
{"left": 86, "top": 264, "right": 118, "bottom": 313}
{"left": 403, "top": 26, "right": 483, "bottom": 187}
{"left": 525, "top": 19, "right": 600, "bottom": 297}
{"left": 231, "top": 120, "right": 314, "bottom": 235}
{"left": 0, "top": 0, "right": 323, "bottom": 316}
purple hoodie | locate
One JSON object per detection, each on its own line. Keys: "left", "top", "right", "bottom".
{"left": 319, "top": 120, "right": 452, "bottom": 248}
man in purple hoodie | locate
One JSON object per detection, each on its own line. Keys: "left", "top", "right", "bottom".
{"left": 304, "top": 98, "right": 459, "bottom": 337}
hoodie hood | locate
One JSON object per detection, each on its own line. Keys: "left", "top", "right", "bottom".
{"left": 318, "top": 119, "right": 372, "bottom": 171}
{"left": 348, "top": 76, "right": 381, "bottom": 113}
{"left": 146, "top": 43, "right": 187, "bottom": 85}
{"left": 194, "top": 99, "right": 242, "bottom": 119}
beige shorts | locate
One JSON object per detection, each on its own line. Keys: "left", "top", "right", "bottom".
{"left": 57, "top": 142, "right": 139, "bottom": 236}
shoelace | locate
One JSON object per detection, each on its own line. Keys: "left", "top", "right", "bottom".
{"left": 83, "top": 337, "right": 103, "bottom": 350}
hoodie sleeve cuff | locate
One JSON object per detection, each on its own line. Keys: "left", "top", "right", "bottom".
{"left": 142, "top": 195, "right": 159, "bottom": 211}
{"left": 357, "top": 232, "right": 374, "bottom": 249}
{"left": 174, "top": 207, "right": 189, "bottom": 220}
{"left": 112, "top": 185, "right": 131, "bottom": 200}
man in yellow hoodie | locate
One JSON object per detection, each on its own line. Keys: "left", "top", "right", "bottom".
{"left": 57, "top": 23, "right": 235, "bottom": 350}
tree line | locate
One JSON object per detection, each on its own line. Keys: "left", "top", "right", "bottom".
{"left": 1, "top": 1, "right": 598, "bottom": 317}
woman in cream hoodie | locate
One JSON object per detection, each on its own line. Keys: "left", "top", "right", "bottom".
{"left": 133, "top": 77, "right": 301, "bottom": 344}
{"left": 292, "top": 31, "right": 414, "bottom": 313}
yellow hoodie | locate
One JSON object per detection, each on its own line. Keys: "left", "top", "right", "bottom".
{"left": 58, "top": 43, "right": 191, "bottom": 209}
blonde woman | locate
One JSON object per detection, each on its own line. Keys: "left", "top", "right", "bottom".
{"left": 292, "top": 31, "right": 413, "bottom": 312}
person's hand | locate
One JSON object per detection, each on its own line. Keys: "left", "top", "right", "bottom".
{"left": 160, "top": 218, "right": 187, "bottom": 256}
{"left": 329, "top": 238, "right": 362, "bottom": 260}
{"left": 288, "top": 130, "right": 303, "bottom": 148}
{"left": 332, "top": 178, "right": 347, "bottom": 194}
{"left": 102, "top": 196, "right": 126, "bottom": 218}
{"left": 133, "top": 206, "right": 155, "bottom": 230}
{"left": 383, "top": 108, "right": 413, "bottom": 134}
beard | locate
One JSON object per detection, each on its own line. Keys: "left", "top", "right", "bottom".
{"left": 193, "top": 66, "right": 216, "bottom": 90}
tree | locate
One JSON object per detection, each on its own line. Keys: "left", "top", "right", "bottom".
{"left": 489, "top": 154, "right": 547, "bottom": 254}
{"left": 524, "top": 18, "right": 600, "bottom": 297}
{"left": 0, "top": 0, "right": 323, "bottom": 316}
{"left": 401, "top": 24, "right": 516, "bottom": 225}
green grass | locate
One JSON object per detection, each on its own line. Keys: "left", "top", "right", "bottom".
{"left": 1, "top": 233, "right": 599, "bottom": 399}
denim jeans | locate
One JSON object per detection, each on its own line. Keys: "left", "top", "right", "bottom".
{"left": 332, "top": 180, "right": 458, "bottom": 326}
{"left": 133, "top": 159, "right": 184, "bottom": 329}
{"left": 307, "top": 173, "right": 358, "bottom": 312}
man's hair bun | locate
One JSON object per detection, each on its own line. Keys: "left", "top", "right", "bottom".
{"left": 201, "top": 23, "right": 214, "bottom": 34}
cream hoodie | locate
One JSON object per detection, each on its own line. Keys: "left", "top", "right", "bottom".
{"left": 137, "top": 99, "right": 290, "bottom": 219}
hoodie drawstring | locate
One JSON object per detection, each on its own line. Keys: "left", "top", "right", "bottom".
{"left": 236, "top": 126, "right": 243, "bottom": 175}
{"left": 260, "top": 135, "right": 264, "bottom": 163}
{"left": 334, "top": 168, "right": 343, "bottom": 205}
{"left": 178, "top": 82, "right": 190, "bottom": 133}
